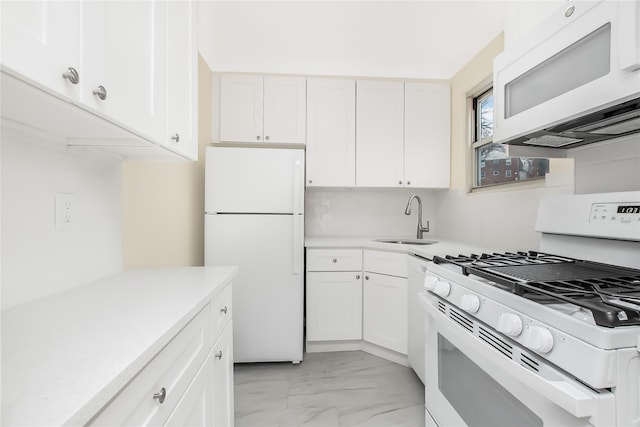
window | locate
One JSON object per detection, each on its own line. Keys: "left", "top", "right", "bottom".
{"left": 472, "top": 88, "right": 549, "bottom": 188}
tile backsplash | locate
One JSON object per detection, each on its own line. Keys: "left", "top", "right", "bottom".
{"left": 305, "top": 187, "right": 438, "bottom": 237}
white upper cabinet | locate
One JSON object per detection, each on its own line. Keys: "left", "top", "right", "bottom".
{"left": 306, "top": 78, "right": 356, "bottom": 187}
{"left": 264, "top": 76, "right": 306, "bottom": 144}
{"left": 164, "top": 0, "right": 198, "bottom": 159}
{"left": 356, "top": 80, "right": 405, "bottom": 187}
{"left": 0, "top": 1, "right": 82, "bottom": 98}
{"left": 219, "top": 74, "right": 306, "bottom": 144}
{"left": 219, "top": 74, "right": 264, "bottom": 143}
{"left": 0, "top": 0, "right": 198, "bottom": 161}
{"left": 404, "top": 82, "right": 451, "bottom": 188}
{"left": 82, "top": 1, "right": 166, "bottom": 143}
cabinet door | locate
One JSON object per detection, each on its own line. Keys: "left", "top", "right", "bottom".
{"left": 83, "top": 1, "right": 166, "bottom": 142}
{"left": 220, "top": 74, "right": 264, "bottom": 143}
{"left": 212, "top": 323, "right": 235, "bottom": 427}
{"left": 306, "top": 78, "right": 356, "bottom": 187}
{"left": 164, "top": 0, "right": 198, "bottom": 160}
{"left": 0, "top": 1, "right": 82, "bottom": 99}
{"left": 264, "top": 76, "right": 306, "bottom": 144}
{"left": 356, "top": 80, "right": 404, "bottom": 187}
{"left": 363, "top": 272, "right": 408, "bottom": 354}
{"left": 306, "top": 272, "right": 362, "bottom": 341}
{"left": 164, "top": 355, "right": 214, "bottom": 427}
{"left": 404, "top": 82, "right": 451, "bottom": 188}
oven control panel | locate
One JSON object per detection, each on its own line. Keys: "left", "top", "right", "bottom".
{"left": 589, "top": 202, "right": 640, "bottom": 224}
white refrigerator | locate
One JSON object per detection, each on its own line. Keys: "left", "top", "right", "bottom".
{"left": 204, "top": 146, "right": 304, "bottom": 363}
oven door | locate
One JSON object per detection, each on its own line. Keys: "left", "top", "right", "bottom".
{"left": 420, "top": 292, "right": 616, "bottom": 427}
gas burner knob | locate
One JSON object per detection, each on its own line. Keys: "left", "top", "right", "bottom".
{"left": 423, "top": 275, "right": 439, "bottom": 290}
{"left": 460, "top": 294, "right": 480, "bottom": 313}
{"left": 433, "top": 281, "right": 451, "bottom": 297}
{"left": 524, "top": 326, "right": 554, "bottom": 353}
{"left": 497, "top": 313, "right": 523, "bottom": 337}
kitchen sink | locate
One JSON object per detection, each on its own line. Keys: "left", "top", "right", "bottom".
{"left": 374, "top": 238, "right": 438, "bottom": 245}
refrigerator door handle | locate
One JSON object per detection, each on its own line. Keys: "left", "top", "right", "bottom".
{"left": 292, "top": 159, "right": 302, "bottom": 215}
{"left": 292, "top": 159, "right": 303, "bottom": 275}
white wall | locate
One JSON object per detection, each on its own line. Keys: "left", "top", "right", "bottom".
{"left": 305, "top": 188, "right": 439, "bottom": 238}
{"left": 1, "top": 132, "right": 122, "bottom": 310}
{"left": 570, "top": 135, "right": 640, "bottom": 194}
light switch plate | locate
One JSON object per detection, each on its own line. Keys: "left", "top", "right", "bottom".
{"left": 55, "top": 193, "right": 75, "bottom": 231}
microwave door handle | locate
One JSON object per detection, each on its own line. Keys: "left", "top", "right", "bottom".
{"left": 422, "top": 297, "right": 609, "bottom": 418}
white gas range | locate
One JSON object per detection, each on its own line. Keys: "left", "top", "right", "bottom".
{"left": 420, "top": 192, "right": 640, "bottom": 427}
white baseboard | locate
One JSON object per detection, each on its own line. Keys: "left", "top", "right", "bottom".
{"left": 306, "top": 339, "right": 410, "bottom": 367}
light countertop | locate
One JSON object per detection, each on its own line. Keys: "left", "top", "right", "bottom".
{"left": 1, "top": 266, "right": 238, "bottom": 427}
{"left": 305, "top": 235, "right": 492, "bottom": 260}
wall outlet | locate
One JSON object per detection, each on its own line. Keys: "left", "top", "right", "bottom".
{"left": 55, "top": 193, "right": 75, "bottom": 231}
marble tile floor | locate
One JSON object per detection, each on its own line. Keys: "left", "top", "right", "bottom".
{"left": 234, "top": 351, "right": 425, "bottom": 427}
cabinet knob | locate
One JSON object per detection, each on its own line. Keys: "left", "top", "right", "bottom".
{"left": 356, "top": 275, "right": 361, "bottom": 279}
{"left": 215, "top": 350, "right": 223, "bottom": 360}
{"left": 565, "top": 4, "right": 575, "bottom": 17}
{"left": 332, "top": 258, "right": 338, "bottom": 263}
{"left": 61, "top": 67, "right": 80, "bottom": 85}
{"left": 171, "top": 133, "right": 180, "bottom": 143}
{"left": 398, "top": 181, "right": 402, "bottom": 185}
{"left": 257, "top": 135, "right": 261, "bottom": 141}
{"left": 407, "top": 181, "right": 411, "bottom": 185}
{"left": 220, "top": 306, "right": 228, "bottom": 314}
{"left": 92, "top": 85, "right": 107, "bottom": 100}
{"left": 153, "top": 387, "right": 167, "bottom": 404}
{"left": 265, "top": 135, "right": 270, "bottom": 141}
{"left": 365, "top": 275, "right": 370, "bottom": 280}
{"left": 308, "top": 180, "right": 313, "bottom": 184}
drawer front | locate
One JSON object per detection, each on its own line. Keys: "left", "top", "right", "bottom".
{"left": 307, "top": 248, "right": 362, "bottom": 271}
{"left": 89, "top": 305, "right": 212, "bottom": 426}
{"left": 211, "top": 283, "right": 232, "bottom": 344}
{"left": 364, "top": 250, "right": 408, "bottom": 278}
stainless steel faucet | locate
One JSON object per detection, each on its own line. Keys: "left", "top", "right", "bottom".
{"left": 404, "top": 195, "right": 430, "bottom": 239}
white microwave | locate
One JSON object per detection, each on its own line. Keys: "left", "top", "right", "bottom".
{"left": 493, "top": 0, "right": 640, "bottom": 152}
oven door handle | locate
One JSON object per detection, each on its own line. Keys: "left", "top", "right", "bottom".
{"left": 421, "top": 294, "right": 611, "bottom": 419}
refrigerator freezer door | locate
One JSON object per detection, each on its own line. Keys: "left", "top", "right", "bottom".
{"left": 204, "top": 214, "right": 304, "bottom": 363}
{"left": 205, "top": 147, "right": 304, "bottom": 214}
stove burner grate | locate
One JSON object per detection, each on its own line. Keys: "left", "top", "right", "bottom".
{"left": 433, "top": 251, "right": 640, "bottom": 327}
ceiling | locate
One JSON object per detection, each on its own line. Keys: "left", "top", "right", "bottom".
{"left": 198, "top": 1, "right": 510, "bottom": 80}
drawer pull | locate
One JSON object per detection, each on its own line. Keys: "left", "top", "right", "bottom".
{"left": 153, "top": 387, "right": 167, "bottom": 404}
{"left": 356, "top": 275, "right": 361, "bottom": 279}
{"left": 220, "top": 306, "right": 228, "bottom": 314}
{"left": 332, "top": 258, "right": 338, "bottom": 263}
{"left": 365, "top": 276, "right": 370, "bottom": 280}
{"left": 215, "top": 350, "right": 223, "bottom": 360}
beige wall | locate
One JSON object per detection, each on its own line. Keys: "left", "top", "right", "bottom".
{"left": 434, "top": 33, "right": 574, "bottom": 251}
{"left": 122, "top": 55, "right": 212, "bottom": 269}
{"left": 449, "top": 33, "right": 503, "bottom": 190}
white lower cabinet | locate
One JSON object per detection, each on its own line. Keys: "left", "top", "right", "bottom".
{"left": 307, "top": 272, "right": 362, "bottom": 341}
{"left": 164, "top": 353, "right": 214, "bottom": 427}
{"left": 306, "top": 249, "right": 363, "bottom": 343}
{"left": 212, "top": 323, "right": 235, "bottom": 427}
{"left": 363, "top": 250, "right": 408, "bottom": 355}
{"left": 89, "top": 283, "right": 234, "bottom": 427}
{"left": 363, "top": 272, "right": 408, "bottom": 355}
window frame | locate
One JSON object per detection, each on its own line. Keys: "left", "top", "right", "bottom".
{"left": 470, "top": 86, "right": 549, "bottom": 190}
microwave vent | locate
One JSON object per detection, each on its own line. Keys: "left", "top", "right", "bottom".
{"left": 523, "top": 135, "right": 583, "bottom": 147}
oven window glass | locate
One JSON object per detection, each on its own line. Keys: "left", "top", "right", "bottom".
{"left": 438, "top": 334, "right": 543, "bottom": 427}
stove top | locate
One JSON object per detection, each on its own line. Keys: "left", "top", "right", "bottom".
{"left": 433, "top": 251, "right": 640, "bottom": 328}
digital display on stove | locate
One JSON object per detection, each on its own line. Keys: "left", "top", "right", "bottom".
{"left": 617, "top": 205, "right": 640, "bottom": 214}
